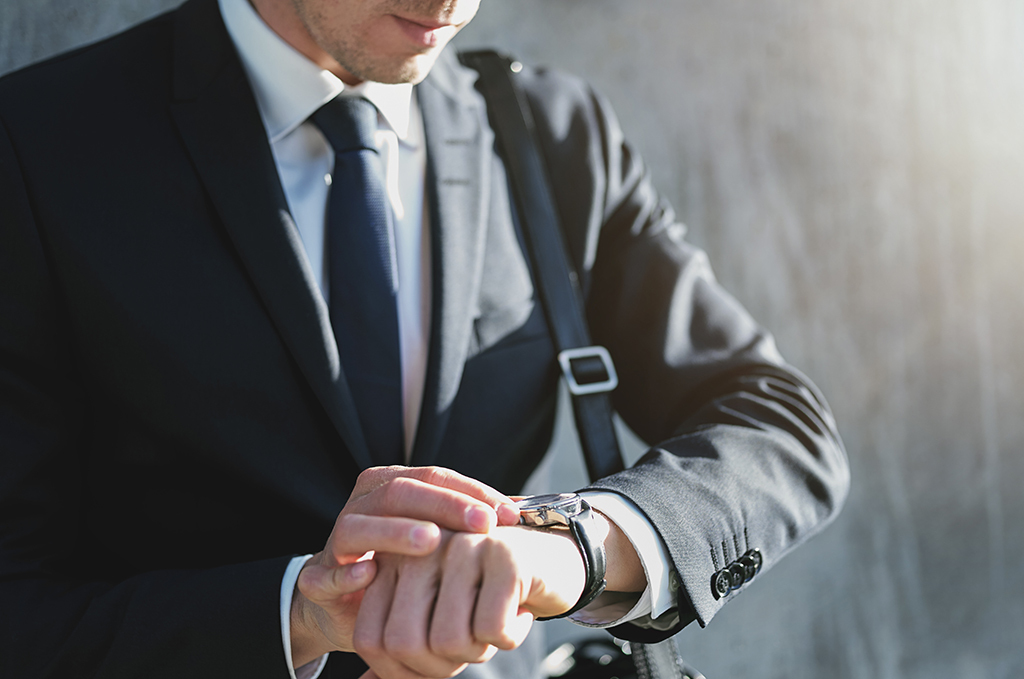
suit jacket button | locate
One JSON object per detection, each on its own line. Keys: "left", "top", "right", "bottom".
{"left": 712, "top": 569, "right": 732, "bottom": 599}
{"left": 742, "top": 549, "right": 763, "bottom": 575}
{"left": 738, "top": 555, "right": 758, "bottom": 581}
{"left": 728, "top": 562, "right": 748, "bottom": 587}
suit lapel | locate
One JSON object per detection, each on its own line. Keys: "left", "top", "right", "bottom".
{"left": 167, "top": 0, "right": 373, "bottom": 470}
{"left": 411, "top": 55, "right": 493, "bottom": 467}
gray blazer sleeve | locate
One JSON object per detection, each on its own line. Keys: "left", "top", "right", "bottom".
{"left": 515, "top": 66, "right": 850, "bottom": 639}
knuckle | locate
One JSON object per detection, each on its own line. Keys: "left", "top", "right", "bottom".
{"left": 381, "top": 477, "right": 410, "bottom": 507}
{"left": 352, "top": 627, "right": 379, "bottom": 657}
{"left": 355, "top": 466, "right": 385, "bottom": 491}
{"left": 447, "top": 531, "right": 470, "bottom": 551}
{"left": 396, "top": 551, "right": 433, "bottom": 578}
{"left": 418, "top": 466, "right": 446, "bottom": 485}
{"left": 474, "top": 616, "right": 501, "bottom": 641}
{"left": 332, "top": 514, "right": 370, "bottom": 545}
{"left": 444, "top": 533, "right": 476, "bottom": 563}
{"left": 355, "top": 465, "right": 405, "bottom": 495}
{"left": 430, "top": 638, "right": 459, "bottom": 659}
{"left": 488, "top": 538, "right": 518, "bottom": 571}
{"left": 477, "top": 620, "right": 516, "bottom": 650}
{"left": 295, "top": 571, "right": 316, "bottom": 599}
{"left": 429, "top": 625, "right": 465, "bottom": 657}
{"left": 383, "top": 631, "right": 421, "bottom": 661}
{"left": 335, "top": 512, "right": 360, "bottom": 530}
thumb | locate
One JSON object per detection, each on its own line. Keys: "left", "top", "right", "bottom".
{"left": 298, "top": 559, "right": 377, "bottom": 603}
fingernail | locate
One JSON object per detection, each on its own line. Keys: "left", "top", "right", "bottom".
{"left": 410, "top": 524, "right": 438, "bottom": 550}
{"left": 467, "top": 506, "right": 494, "bottom": 531}
{"left": 497, "top": 503, "right": 520, "bottom": 525}
{"left": 350, "top": 561, "right": 371, "bottom": 580}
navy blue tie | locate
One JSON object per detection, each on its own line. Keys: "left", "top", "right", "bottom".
{"left": 312, "top": 97, "right": 404, "bottom": 467}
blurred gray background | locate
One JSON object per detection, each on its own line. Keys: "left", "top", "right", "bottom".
{"left": 4, "top": 1, "right": 1024, "bottom": 677}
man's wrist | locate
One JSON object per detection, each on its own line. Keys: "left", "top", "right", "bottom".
{"left": 511, "top": 494, "right": 597, "bottom": 619}
{"left": 289, "top": 558, "right": 338, "bottom": 668}
{"left": 281, "top": 555, "right": 332, "bottom": 679}
{"left": 592, "top": 510, "right": 645, "bottom": 593}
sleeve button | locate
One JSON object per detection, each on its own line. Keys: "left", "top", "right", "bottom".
{"left": 739, "top": 555, "right": 757, "bottom": 581}
{"left": 742, "top": 549, "right": 763, "bottom": 575}
{"left": 712, "top": 569, "right": 733, "bottom": 599}
{"left": 728, "top": 562, "right": 748, "bottom": 587}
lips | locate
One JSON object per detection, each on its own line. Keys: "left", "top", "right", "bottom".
{"left": 398, "top": 15, "right": 449, "bottom": 31}
{"left": 390, "top": 14, "right": 457, "bottom": 48}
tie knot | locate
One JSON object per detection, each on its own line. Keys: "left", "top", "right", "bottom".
{"left": 311, "top": 96, "right": 378, "bottom": 153}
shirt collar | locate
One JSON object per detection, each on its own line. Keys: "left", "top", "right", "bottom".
{"left": 218, "top": 0, "right": 415, "bottom": 144}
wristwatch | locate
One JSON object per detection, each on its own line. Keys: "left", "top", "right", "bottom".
{"left": 515, "top": 493, "right": 607, "bottom": 619}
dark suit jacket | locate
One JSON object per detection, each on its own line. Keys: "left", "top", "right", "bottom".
{"left": 0, "top": 0, "right": 849, "bottom": 677}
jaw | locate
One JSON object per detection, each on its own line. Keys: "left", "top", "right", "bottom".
{"left": 326, "top": 12, "right": 470, "bottom": 85}
{"left": 253, "top": 0, "right": 480, "bottom": 85}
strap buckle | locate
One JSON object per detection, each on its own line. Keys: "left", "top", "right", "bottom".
{"left": 558, "top": 346, "right": 619, "bottom": 396}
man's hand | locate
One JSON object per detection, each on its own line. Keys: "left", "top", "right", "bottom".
{"left": 290, "top": 466, "right": 521, "bottom": 667}
{"left": 352, "top": 524, "right": 589, "bottom": 679}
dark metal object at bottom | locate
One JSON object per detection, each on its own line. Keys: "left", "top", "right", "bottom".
{"left": 542, "top": 637, "right": 706, "bottom": 679}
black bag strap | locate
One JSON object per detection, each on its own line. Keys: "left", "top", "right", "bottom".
{"left": 458, "top": 49, "right": 697, "bottom": 679}
{"left": 458, "top": 49, "right": 624, "bottom": 481}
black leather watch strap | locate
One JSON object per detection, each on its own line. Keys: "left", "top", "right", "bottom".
{"left": 536, "top": 504, "right": 608, "bottom": 620}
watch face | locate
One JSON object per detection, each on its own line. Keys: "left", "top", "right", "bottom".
{"left": 515, "top": 493, "right": 579, "bottom": 511}
{"left": 516, "top": 493, "right": 582, "bottom": 527}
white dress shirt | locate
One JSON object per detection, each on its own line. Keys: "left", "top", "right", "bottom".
{"left": 218, "top": 1, "right": 678, "bottom": 676}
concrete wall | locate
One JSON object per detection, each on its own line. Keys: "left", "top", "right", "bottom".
{"left": 4, "top": 1, "right": 1024, "bottom": 677}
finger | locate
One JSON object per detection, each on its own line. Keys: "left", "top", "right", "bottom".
{"left": 430, "top": 536, "right": 494, "bottom": 664}
{"left": 358, "top": 576, "right": 463, "bottom": 679}
{"left": 495, "top": 502, "right": 521, "bottom": 526}
{"left": 355, "top": 467, "right": 519, "bottom": 526}
{"left": 359, "top": 658, "right": 431, "bottom": 679}
{"left": 384, "top": 561, "right": 465, "bottom": 677}
{"left": 326, "top": 514, "right": 441, "bottom": 564}
{"left": 354, "top": 476, "right": 506, "bottom": 533}
{"left": 504, "top": 611, "right": 536, "bottom": 651}
{"left": 353, "top": 559, "right": 398, "bottom": 669}
{"left": 297, "top": 559, "right": 377, "bottom": 604}
{"left": 473, "top": 544, "right": 530, "bottom": 650}
{"left": 365, "top": 653, "right": 462, "bottom": 679}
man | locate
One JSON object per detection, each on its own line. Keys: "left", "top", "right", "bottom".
{"left": 0, "top": 0, "right": 849, "bottom": 677}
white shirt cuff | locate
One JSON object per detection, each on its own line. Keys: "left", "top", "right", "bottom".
{"left": 570, "top": 491, "right": 679, "bottom": 630}
{"left": 281, "top": 555, "right": 330, "bottom": 679}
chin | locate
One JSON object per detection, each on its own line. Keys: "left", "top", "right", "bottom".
{"left": 350, "top": 51, "right": 443, "bottom": 85}
{"left": 393, "top": 55, "right": 441, "bottom": 84}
